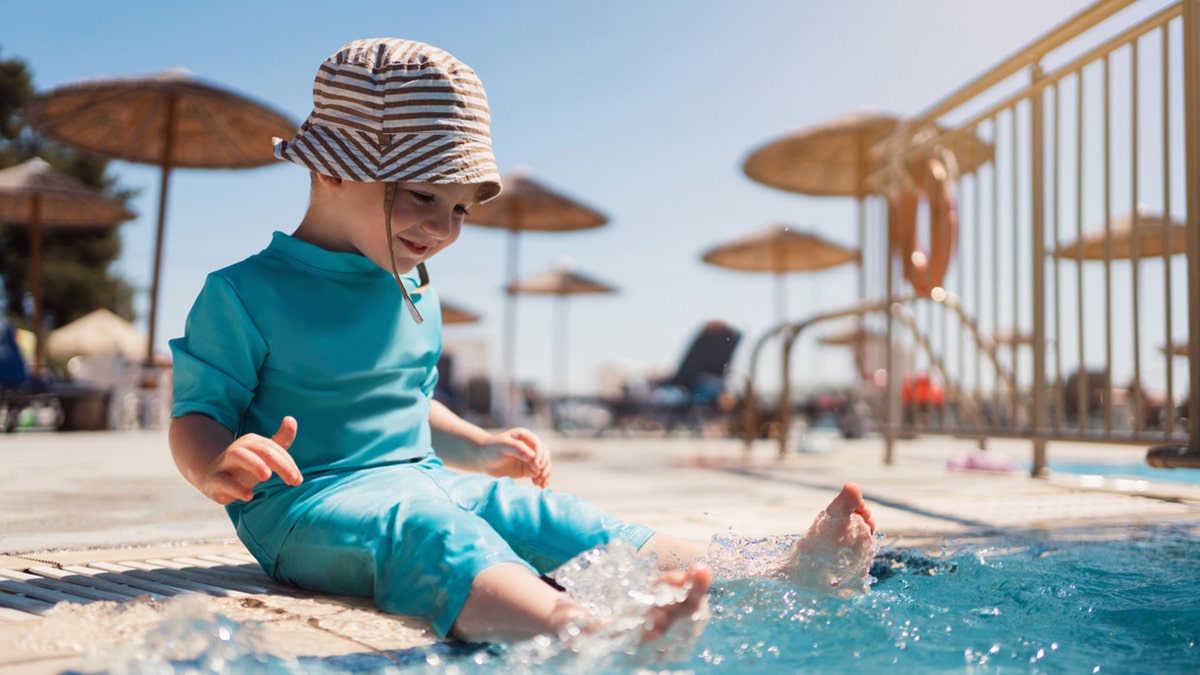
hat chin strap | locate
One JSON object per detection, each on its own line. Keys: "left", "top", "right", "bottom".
{"left": 383, "top": 182, "right": 425, "bottom": 324}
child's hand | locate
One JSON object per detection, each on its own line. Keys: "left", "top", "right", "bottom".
{"left": 201, "top": 416, "right": 303, "bottom": 504}
{"left": 479, "top": 427, "right": 552, "bottom": 488}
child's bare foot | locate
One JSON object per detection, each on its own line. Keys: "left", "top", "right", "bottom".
{"left": 639, "top": 566, "right": 712, "bottom": 643}
{"left": 774, "top": 482, "right": 878, "bottom": 597}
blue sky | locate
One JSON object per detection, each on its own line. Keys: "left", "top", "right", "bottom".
{"left": 6, "top": 0, "right": 1135, "bottom": 397}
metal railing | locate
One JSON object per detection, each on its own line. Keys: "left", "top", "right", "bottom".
{"left": 745, "top": 0, "right": 1199, "bottom": 473}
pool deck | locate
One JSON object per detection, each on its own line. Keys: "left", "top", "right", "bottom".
{"left": 2, "top": 427, "right": 1199, "bottom": 673}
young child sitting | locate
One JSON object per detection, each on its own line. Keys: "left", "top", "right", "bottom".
{"left": 168, "top": 37, "right": 877, "bottom": 648}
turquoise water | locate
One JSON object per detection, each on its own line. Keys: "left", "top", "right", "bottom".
{"left": 76, "top": 525, "right": 1200, "bottom": 674}
{"left": 1046, "top": 460, "right": 1200, "bottom": 485}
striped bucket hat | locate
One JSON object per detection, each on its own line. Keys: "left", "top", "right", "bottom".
{"left": 274, "top": 38, "right": 502, "bottom": 203}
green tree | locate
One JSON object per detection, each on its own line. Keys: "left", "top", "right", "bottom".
{"left": 0, "top": 46, "right": 138, "bottom": 335}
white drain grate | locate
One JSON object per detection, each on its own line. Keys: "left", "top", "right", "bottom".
{"left": 0, "top": 552, "right": 293, "bottom": 620}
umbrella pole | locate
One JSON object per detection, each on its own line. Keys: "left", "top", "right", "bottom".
{"left": 30, "top": 198, "right": 45, "bottom": 373}
{"left": 774, "top": 271, "right": 787, "bottom": 325}
{"left": 556, "top": 296, "right": 568, "bottom": 397}
{"left": 502, "top": 228, "right": 520, "bottom": 423}
{"left": 856, "top": 196, "right": 868, "bottom": 380}
{"left": 145, "top": 95, "right": 177, "bottom": 367}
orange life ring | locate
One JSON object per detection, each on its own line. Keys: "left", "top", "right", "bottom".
{"left": 888, "top": 157, "right": 958, "bottom": 295}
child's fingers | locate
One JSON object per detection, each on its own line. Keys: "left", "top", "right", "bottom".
{"left": 226, "top": 434, "right": 303, "bottom": 486}
{"left": 261, "top": 418, "right": 303, "bottom": 485}
{"left": 532, "top": 462, "right": 551, "bottom": 488}
{"left": 207, "top": 472, "right": 255, "bottom": 504}
{"left": 272, "top": 416, "right": 298, "bottom": 450}
{"left": 224, "top": 444, "right": 275, "bottom": 482}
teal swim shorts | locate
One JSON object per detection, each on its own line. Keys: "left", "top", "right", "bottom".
{"left": 236, "top": 458, "right": 654, "bottom": 637}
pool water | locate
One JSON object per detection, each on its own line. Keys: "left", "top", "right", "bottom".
{"left": 1046, "top": 459, "right": 1200, "bottom": 485}
{"left": 77, "top": 525, "right": 1200, "bottom": 674}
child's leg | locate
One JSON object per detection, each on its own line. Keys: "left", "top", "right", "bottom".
{"left": 451, "top": 561, "right": 712, "bottom": 644}
{"left": 638, "top": 534, "right": 708, "bottom": 570}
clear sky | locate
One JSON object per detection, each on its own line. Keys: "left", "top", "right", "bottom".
{"left": 5, "top": 0, "right": 1147, "bottom": 398}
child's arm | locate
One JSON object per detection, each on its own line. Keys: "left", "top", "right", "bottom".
{"left": 428, "top": 400, "right": 551, "bottom": 487}
{"left": 169, "top": 413, "right": 303, "bottom": 505}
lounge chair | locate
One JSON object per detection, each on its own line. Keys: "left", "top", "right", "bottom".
{"left": 598, "top": 321, "right": 742, "bottom": 435}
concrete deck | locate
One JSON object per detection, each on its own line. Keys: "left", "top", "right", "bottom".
{"left": 2, "top": 427, "right": 1198, "bottom": 673}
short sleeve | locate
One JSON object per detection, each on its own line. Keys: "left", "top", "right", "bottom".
{"left": 169, "top": 274, "right": 268, "bottom": 433}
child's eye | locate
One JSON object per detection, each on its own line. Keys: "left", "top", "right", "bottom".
{"left": 455, "top": 205, "right": 471, "bottom": 216}
{"left": 408, "top": 190, "right": 435, "bottom": 204}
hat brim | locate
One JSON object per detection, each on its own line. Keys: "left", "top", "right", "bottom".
{"left": 274, "top": 120, "right": 502, "bottom": 203}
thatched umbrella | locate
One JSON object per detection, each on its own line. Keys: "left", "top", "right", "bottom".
{"left": 1052, "top": 210, "right": 1187, "bottom": 260}
{"left": 23, "top": 68, "right": 296, "bottom": 364}
{"left": 506, "top": 263, "right": 617, "bottom": 396}
{"left": 440, "top": 298, "right": 482, "bottom": 326}
{"left": 463, "top": 169, "right": 608, "bottom": 415}
{"left": 742, "top": 109, "right": 993, "bottom": 197}
{"left": 701, "top": 222, "right": 859, "bottom": 323}
{"left": 0, "top": 158, "right": 136, "bottom": 371}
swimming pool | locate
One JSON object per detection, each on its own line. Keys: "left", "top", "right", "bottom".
{"left": 1046, "top": 459, "right": 1200, "bottom": 486}
{"left": 85, "top": 524, "right": 1199, "bottom": 674}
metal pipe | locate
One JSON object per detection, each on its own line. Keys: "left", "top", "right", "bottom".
{"left": 1075, "top": 69, "right": 1088, "bottom": 434}
{"left": 1162, "top": 23, "right": 1176, "bottom": 435}
{"left": 1010, "top": 107, "right": 1022, "bottom": 429}
{"left": 1052, "top": 81, "right": 1065, "bottom": 435}
{"left": 1031, "top": 62, "right": 1049, "bottom": 475}
{"left": 1183, "top": 0, "right": 1200, "bottom": 451}
{"left": 992, "top": 116, "right": 1002, "bottom": 423}
{"left": 1103, "top": 54, "right": 1114, "bottom": 435}
{"left": 885, "top": 199, "right": 898, "bottom": 464}
{"left": 1131, "top": 39, "right": 1144, "bottom": 433}
{"left": 910, "top": 0, "right": 1138, "bottom": 127}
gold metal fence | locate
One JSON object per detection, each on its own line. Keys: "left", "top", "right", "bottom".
{"left": 745, "top": 0, "right": 1199, "bottom": 474}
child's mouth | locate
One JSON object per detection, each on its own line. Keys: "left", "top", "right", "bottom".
{"left": 399, "top": 238, "right": 430, "bottom": 255}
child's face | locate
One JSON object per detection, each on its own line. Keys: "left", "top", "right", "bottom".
{"left": 335, "top": 179, "right": 477, "bottom": 274}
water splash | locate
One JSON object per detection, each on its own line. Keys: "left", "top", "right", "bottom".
{"left": 68, "top": 527, "right": 1200, "bottom": 674}
{"left": 496, "top": 539, "right": 711, "bottom": 672}
{"left": 705, "top": 508, "right": 880, "bottom": 598}
{"left": 75, "top": 594, "right": 301, "bottom": 675}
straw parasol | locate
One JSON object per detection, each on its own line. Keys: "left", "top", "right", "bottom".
{"left": 0, "top": 158, "right": 136, "bottom": 371}
{"left": 440, "top": 298, "right": 483, "bottom": 326}
{"left": 46, "top": 308, "right": 147, "bottom": 363}
{"left": 742, "top": 109, "right": 993, "bottom": 198}
{"left": 23, "top": 68, "right": 297, "bottom": 364}
{"left": 701, "top": 222, "right": 859, "bottom": 323}
{"left": 463, "top": 169, "right": 609, "bottom": 416}
{"left": 506, "top": 263, "right": 617, "bottom": 396}
{"left": 1052, "top": 210, "right": 1187, "bottom": 260}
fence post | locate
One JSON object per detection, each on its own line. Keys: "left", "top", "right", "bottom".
{"left": 1184, "top": 0, "right": 1200, "bottom": 451}
{"left": 884, "top": 204, "right": 898, "bottom": 465}
{"left": 1030, "top": 62, "right": 1050, "bottom": 476}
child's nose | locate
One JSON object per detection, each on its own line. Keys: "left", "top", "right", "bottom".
{"left": 422, "top": 210, "right": 455, "bottom": 239}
